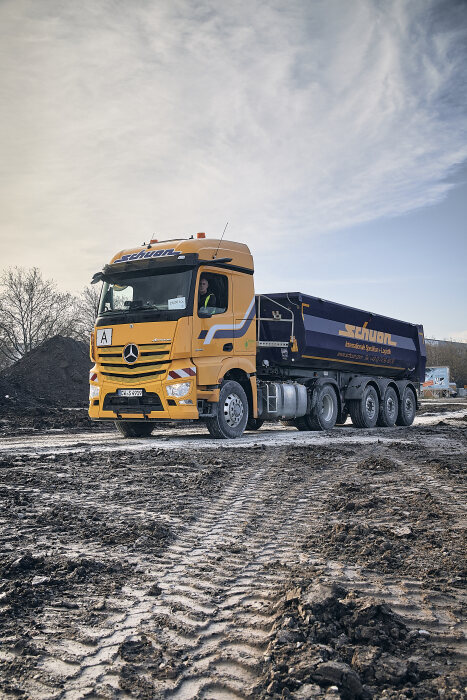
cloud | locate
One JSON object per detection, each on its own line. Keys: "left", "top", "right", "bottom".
{"left": 0, "top": 0, "right": 466, "bottom": 288}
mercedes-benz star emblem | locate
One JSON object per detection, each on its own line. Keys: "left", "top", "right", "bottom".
{"left": 123, "top": 343, "right": 139, "bottom": 364}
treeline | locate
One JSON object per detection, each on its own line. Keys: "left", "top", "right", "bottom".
{"left": 426, "top": 340, "right": 467, "bottom": 387}
{"left": 0, "top": 267, "right": 99, "bottom": 370}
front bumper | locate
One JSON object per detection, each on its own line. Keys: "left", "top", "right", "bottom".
{"left": 89, "top": 378, "right": 199, "bottom": 421}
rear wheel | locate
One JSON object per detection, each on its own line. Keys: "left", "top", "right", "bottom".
{"left": 114, "top": 421, "right": 155, "bottom": 438}
{"left": 245, "top": 417, "right": 264, "bottom": 431}
{"left": 377, "top": 386, "right": 398, "bottom": 427}
{"left": 205, "top": 380, "right": 248, "bottom": 439}
{"left": 308, "top": 384, "right": 338, "bottom": 430}
{"left": 293, "top": 384, "right": 338, "bottom": 431}
{"left": 396, "top": 386, "right": 416, "bottom": 426}
{"left": 349, "top": 385, "right": 379, "bottom": 428}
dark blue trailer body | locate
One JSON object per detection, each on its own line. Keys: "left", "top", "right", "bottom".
{"left": 256, "top": 293, "right": 426, "bottom": 383}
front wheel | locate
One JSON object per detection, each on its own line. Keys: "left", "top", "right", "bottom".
{"left": 349, "top": 385, "right": 379, "bottom": 428}
{"left": 396, "top": 386, "right": 416, "bottom": 426}
{"left": 205, "top": 380, "right": 248, "bottom": 439}
{"left": 114, "top": 421, "right": 155, "bottom": 438}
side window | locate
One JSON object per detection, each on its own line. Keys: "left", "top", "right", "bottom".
{"left": 198, "top": 273, "right": 228, "bottom": 317}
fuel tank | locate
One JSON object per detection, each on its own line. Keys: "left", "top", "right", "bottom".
{"left": 256, "top": 293, "right": 426, "bottom": 382}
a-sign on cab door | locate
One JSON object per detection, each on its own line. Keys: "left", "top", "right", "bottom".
{"left": 192, "top": 271, "right": 233, "bottom": 359}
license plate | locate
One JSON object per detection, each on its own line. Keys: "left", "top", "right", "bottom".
{"left": 117, "top": 389, "right": 143, "bottom": 397}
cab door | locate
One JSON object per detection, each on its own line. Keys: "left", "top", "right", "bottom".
{"left": 192, "top": 269, "right": 233, "bottom": 360}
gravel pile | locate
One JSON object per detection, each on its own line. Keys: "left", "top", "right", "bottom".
{"left": 0, "top": 336, "right": 91, "bottom": 408}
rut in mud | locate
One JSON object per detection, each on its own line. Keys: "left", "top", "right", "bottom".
{"left": 0, "top": 405, "right": 466, "bottom": 699}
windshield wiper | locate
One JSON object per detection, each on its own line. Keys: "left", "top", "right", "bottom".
{"left": 126, "top": 304, "right": 162, "bottom": 312}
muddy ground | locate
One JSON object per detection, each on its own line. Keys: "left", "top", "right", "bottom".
{"left": 0, "top": 401, "right": 465, "bottom": 699}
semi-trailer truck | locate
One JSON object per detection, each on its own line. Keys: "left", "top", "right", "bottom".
{"left": 89, "top": 234, "right": 426, "bottom": 439}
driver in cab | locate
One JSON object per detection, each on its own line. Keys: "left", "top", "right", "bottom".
{"left": 198, "top": 276, "right": 216, "bottom": 313}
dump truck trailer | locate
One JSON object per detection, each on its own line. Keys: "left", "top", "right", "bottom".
{"left": 89, "top": 235, "right": 426, "bottom": 438}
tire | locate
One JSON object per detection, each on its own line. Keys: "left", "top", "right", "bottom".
{"left": 349, "top": 385, "right": 379, "bottom": 428}
{"left": 245, "top": 417, "right": 264, "bottom": 431}
{"left": 294, "top": 384, "right": 338, "bottom": 431}
{"left": 114, "top": 421, "right": 155, "bottom": 438}
{"left": 396, "top": 386, "right": 416, "bottom": 426}
{"left": 205, "top": 380, "right": 248, "bottom": 439}
{"left": 377, "top": 386, "right": 398, "bottom": 427}
{"left": 308, "top": 384, "right": 338, "bottom": 430}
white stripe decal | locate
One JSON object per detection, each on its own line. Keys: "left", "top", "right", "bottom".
{"left": 203, "top": 297, "right": 255, "bottom": 345}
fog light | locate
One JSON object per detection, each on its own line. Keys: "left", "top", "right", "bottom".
{"left": 179, "top": 399, "right": 193, "bottom": 405}
{"left": 166, "top": 381, "right": 191, "bottom": 398}
{"left": 89, "top": 385, "right": 100, "bottom": 399}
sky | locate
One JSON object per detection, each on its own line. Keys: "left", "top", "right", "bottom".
{"left": 0, "top": 0, "right": 466, "bottom": 340}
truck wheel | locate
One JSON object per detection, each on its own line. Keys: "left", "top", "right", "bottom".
{"left": 349, "top": 385, "right": 379, "bottom": 428}
{"left": 294, "top": 385, "right": 338, "bottom": 431}
{"left": 205, "top": 380, "right": 248, "bottom": 439}
{"left": 246, "top": 418, "right": 264, "bottom": 431}
{"left": 114, "top": 421, "right": 155, "bottom": 438}
{"left": 307, "top": 384, "right": 338, "bottom": 430}
{"left": 377, "top": 387, "right": 398, "bottom": 427}
{"left": 396, "top": 386, "right": 416, "bottom": 426}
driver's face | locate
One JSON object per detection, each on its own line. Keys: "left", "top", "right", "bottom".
{"left": 199, "top": 278, "right": 208, "bottom": 293}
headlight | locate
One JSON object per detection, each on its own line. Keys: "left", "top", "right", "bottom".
{"left": 89, "top": 385, "right": 100, "bottom": 399}
{"left": 166, "top": 381, "right": 191, "bottom": 398}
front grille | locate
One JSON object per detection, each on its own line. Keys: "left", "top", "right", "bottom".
{"left": 97, "top": 342, "right": 171, "bottom": 382}
{"left": 103, "top": 391, "right": 163, "bottom": 413}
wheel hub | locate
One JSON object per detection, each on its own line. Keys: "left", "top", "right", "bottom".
{"left": 321, "top": 394, "right": 333, "bottom": 422}
{"left": 366, "top": 396, "right": 376, "bottom": 419}
{"left": 224, "top": 393, "right": 244, "bottom": 427}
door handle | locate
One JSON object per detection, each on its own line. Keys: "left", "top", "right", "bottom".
{"left": 223, "top": 343, "right": 233, "bottom": 352}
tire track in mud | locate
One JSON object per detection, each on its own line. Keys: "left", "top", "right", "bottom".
{"left": 318, "top": 454, "right": 467, "bottom": 668}
{"left": 27, "top": 453, "right": 334, "bottom": 699}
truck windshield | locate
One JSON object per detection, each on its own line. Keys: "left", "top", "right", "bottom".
{"left": 98, "top": 269, "right": 193, "bottom": 316}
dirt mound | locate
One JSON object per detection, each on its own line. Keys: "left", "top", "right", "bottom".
{"left": 0, "top": 336, "right": 91, "bottom": 408}
{"left": 256, "top": 581, "right": 464, "bottom": 699}
{"left": 0, "top": 375, "right": 39, "bottom": 409}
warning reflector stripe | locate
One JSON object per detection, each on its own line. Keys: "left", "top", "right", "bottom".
{"left": 168, "top": 366, "right": 196, "bottom": 379}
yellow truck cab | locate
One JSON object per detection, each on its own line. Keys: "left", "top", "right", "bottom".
{"left": 89, "top": 234, "right": 258, "bottom": 438}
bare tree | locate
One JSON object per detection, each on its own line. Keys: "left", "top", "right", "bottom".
{"left": 73, "top": 285, "right": 101, "bottom": 342}
{"left": 0, "top": 267, "right": 77, "bottom": 365}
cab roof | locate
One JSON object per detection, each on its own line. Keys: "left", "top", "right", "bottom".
{"left": 109, "top": 236, "right": 253, "bottom": 272}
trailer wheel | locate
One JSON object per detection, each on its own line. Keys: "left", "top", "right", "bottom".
{"left": 294, "top": 384, "right": 338, "bottom": 431}
{"left": 349, "top": 385, "right": 379, "bottom": 428}
{"left": 307, "top": 384, "right": 338, "bottom": 430}
{"left": 245, "top": 417, "right": 264, "bottom": 431}
{"left": 114, "top": 421, "right": 155, "bottom": 438}
{"left": 205, "top": 380, "right": 248, "bottom": 439}
{"left": 377, "top": 387, "right": 398, "bottom": 427}
{"left": 396, "top": 386, "right": 416, "bottom": 426}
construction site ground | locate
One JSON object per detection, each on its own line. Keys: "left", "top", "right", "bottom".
{"left": 0, "top": 399, "right": 466, "bottom": 699}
